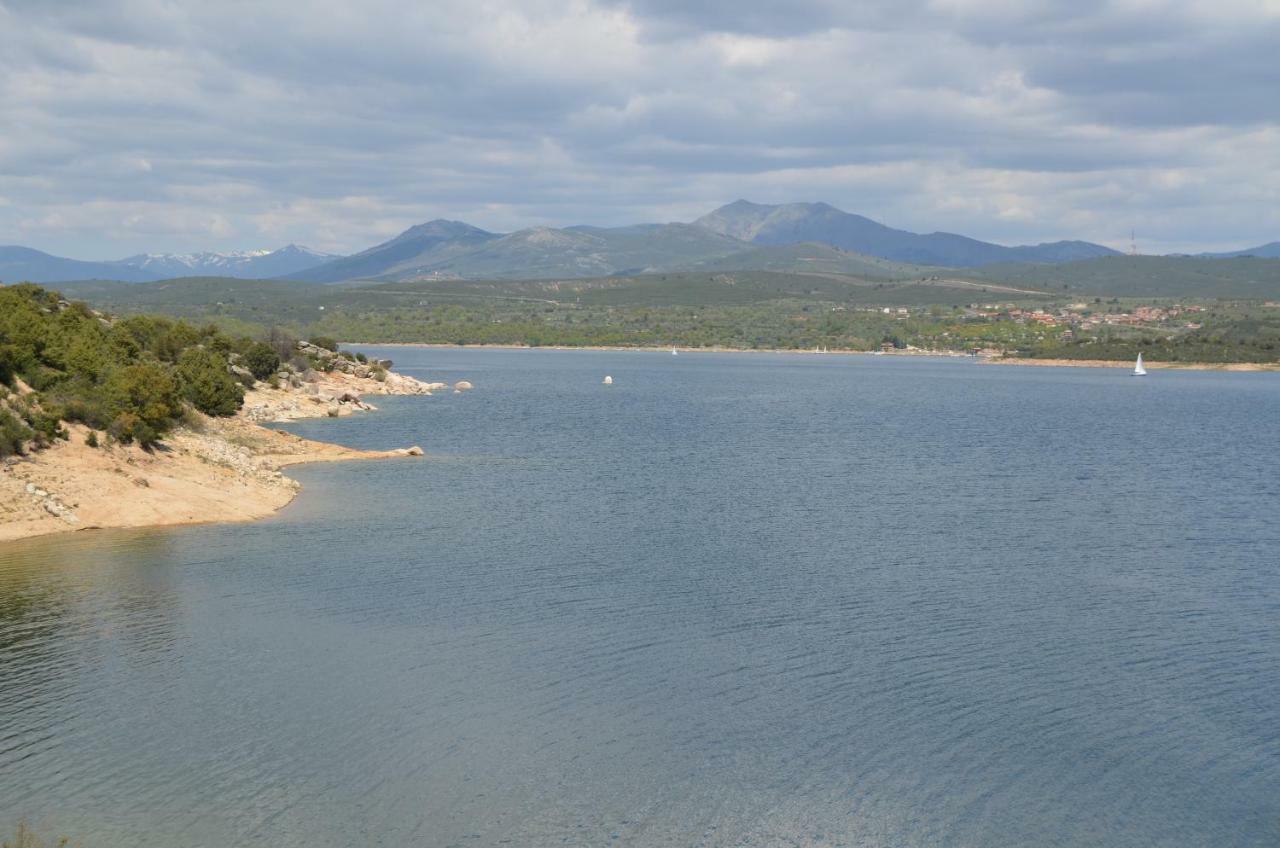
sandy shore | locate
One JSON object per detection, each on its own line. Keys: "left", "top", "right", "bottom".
{"left": 358, "top": 342, "right": 1279, "bottom": 371}
{"left": 986, "top": 357, "right": 1280, "bottom": 372}
{"left": 0, "top": 369, "right": 443, "bottom": 544}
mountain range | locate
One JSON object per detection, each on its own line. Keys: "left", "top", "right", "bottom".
{"left": 3, "top": 201, "right": 1277, "bottom": 285}
{"left": 113, "top": 245, "right": 337, "bottom": 279}
{"left": 691, "top": 201, "right": 1120, "bottom": 266}
{"left": 0, "top": 244, "right": 335, "bottom": 284}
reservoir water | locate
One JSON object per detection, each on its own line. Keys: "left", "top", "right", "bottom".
{"left": 2, "top": 348, "right": 1279, "bottom": 847}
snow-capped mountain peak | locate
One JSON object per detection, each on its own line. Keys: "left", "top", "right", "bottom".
{"left": 112, "top": 245, "right": 339, "bottom": 279}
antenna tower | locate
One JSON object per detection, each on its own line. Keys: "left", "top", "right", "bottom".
{"left": 1129, "top": 229, "right": 1137, "bottom": 256}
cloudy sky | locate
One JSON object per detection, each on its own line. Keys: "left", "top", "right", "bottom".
{"left": 2, "top": 0, "right": 1278, "bottom": 258}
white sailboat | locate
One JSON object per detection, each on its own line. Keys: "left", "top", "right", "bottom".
{"left": 1133, "top": 353, "right": 1147, "bottom": 376}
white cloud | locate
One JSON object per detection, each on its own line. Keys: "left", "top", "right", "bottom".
{"left": 0, "top": 0, "right": 1276, "bottom": 257}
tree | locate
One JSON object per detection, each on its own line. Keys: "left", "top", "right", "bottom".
{"left": 243, "top": 342, "right": 280, "bottom": 380}
{"left": 105, "top": 363, "right": 181, "bottom": 446}
{"left": 176, "top": 348, "right": 243, "bottom": 416}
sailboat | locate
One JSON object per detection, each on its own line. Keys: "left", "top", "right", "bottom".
{"left": 1133, "top": 353, "right": 1147, "bottom": 376}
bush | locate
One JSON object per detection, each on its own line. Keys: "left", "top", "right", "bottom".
{"left": 176, "top": 348, "right": 243, "bottom": 417}
{"left": 85, "top": 430, "right": 99, "bottom": 448}
{"left": 105, "top": 363, "right": 181, "bottom": 446}
{"left": 308, "top": 335, "right": 339, "bottom": 352}
{"left": 268, "top": 326, "right": 298, "bottom": 360}
{"left": 243, "top": 342, "right": 280, "bottom": 380}
{"left": 0, "top": 344, "right": 25, "bottom": 387}
{"left": 0, "top": 409, "right": 32, "bottom": 458}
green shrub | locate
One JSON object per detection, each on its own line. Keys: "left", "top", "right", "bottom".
{"left": 0, "top": 285, "right": 269, "bottom": 449}
{"left": 0, "top": 409, "right": 32, "bottom": 458}
{"left": 0, "top": 344, "right": 25, "bottom": 387}
{"left": 308, "top": 335, "right": 339, "bottom": 352}
{"left": 85, "top": 430, "right": 99, "bottom": 448}
{"left": 243, "top": 342, "right": 280, "bottom": 380}
{"left": 105, "top": 363, "right": 181, "bottom": 446}
{"left": 176, "top": 348, "right": 243, "bottom": 416}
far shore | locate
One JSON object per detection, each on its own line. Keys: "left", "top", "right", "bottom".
{"left": 347, "top": 342, "right": 1280, "bottom": 371}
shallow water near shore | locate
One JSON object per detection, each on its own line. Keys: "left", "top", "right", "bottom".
{"left": 3, "top": 348, "right": 1279, "bottom": 847}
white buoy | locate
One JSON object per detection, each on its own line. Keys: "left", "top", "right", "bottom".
{"left": 603, "top": 375, "right": 613, "bottom": 385}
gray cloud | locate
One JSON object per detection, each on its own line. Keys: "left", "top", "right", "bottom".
{"left": 1, "top": 0, "right": 1277, "bottom": 259}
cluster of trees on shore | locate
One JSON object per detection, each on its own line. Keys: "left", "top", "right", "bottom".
{"left": 0, "top": 284, "right": 286, "bottom": 457}
{"left": 293, "top": 301, "right": 1280, "bottom": 363}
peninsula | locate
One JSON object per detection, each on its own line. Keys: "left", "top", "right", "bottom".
{"left": 0, "top": 285, "right": 456, "bottom": 543}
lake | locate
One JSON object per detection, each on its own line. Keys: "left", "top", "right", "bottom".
{"left": 2, "top": 348, "right": 1279, "bottom": 847}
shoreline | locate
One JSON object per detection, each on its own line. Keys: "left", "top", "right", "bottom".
{"left": 0, "top": 368, "right": 441, "bottom": 545}
{"left": 349, "top": 342, "right": 1280, "bottom": 371}
{"left": 984, "top": 357, "right": 1280, "bottom": 372}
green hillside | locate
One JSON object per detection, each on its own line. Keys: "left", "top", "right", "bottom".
{"left": 972, "top": 256, "right": 1280, "bottom": 299}
{"left": 0, "top": 284, "right": 272, "bottom": 454}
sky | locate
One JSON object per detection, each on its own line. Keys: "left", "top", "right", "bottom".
{"left": 2, "top": 0, "right": 1279, "bottom": 259}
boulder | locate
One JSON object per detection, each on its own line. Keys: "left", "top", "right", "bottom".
{"left": 326, "top": 404, "right": 340, "bottom": 418}
{"left": 454, "top": 380, "right": 473, "bottom": 391}
{"left": 404, "top": 446, "right": 424, "bottom": 457}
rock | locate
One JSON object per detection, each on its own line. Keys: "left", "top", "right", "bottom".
{"left": 454, "top": 380, "right": 473, "bottom": 391}
{"left": 338, "top": 391, "right": 362, "bottom": 403}
{"left": 326, "top": 404, "right": 340, "bottom": 418}
{"left": 353, "top": 365, "right": 371, "bottom": 378}
{"left": 41, "top": 498, "right": 79, "bottom": 524}
{"left": 25, "top": 482, "right": 36, "bottom": 494}
{"left": 229, "top": 364, "right": 255, "bottom": 381}
{"left": 405, "top": 446, "right": 424, "bottom": 456}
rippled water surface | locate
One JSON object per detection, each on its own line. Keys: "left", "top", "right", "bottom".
{"left": 3, "top": 349, "right": 1279, "bottom": 847}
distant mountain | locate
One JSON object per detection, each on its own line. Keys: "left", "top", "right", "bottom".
{"left": 114, "top": 244, "right": 338, "bottom": 279}
{"left": 692, "top": 200, "right": 1121, "bottom": 267}
{"left": 1, "top": 246, "right": 160, "bottom": 284}
{"left": 405, "top": 223, "right": 747, "bottom": 279}
{"left": 291, "top": 220, "right": 748, "bottom": 282}
{"left": 1198, "top": 242, "right": 1280, "bottom": 259}
{"left": 288, "top": 220, "right": 500, "bottom": 282}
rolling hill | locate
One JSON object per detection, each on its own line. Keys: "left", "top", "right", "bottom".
{"left": 971, "top": 255, "right": 1280, "bottom": 299}
{"left": 1199, "top": 242, "right": 1280, "bottom": 259}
